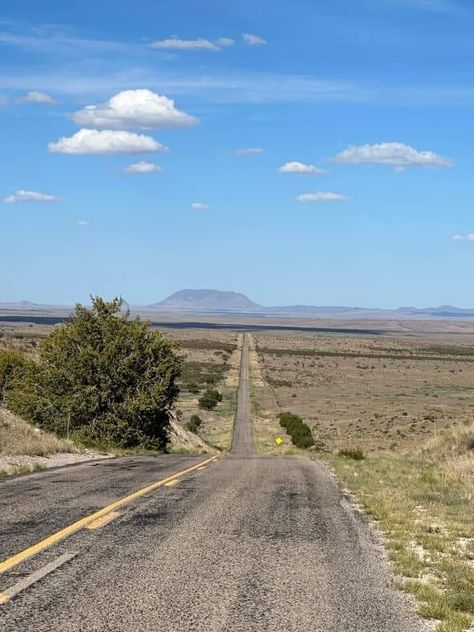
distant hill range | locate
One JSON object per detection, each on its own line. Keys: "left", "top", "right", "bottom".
{"left": 2, "top": 290, "right": 474, "bottom": 320}
{"left": 148, "top": 290, "right": 263, "bottom": 313}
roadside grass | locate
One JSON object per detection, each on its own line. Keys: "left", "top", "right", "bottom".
{"left": 0, "top": 407, "right": 77, "bottom": 456}
{"left": 317, "top": 424, "right": 474, "bottom": 632}
{"left": 0, "top": 462, "right": 45, "bottom": 479}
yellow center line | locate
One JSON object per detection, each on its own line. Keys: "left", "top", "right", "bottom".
{"left": 86, "top": 511, "right": 120, "bottom": 530}
{"left": 164, "top": 479, "right": 180, "bottom": 487}
{"left": 0, "top": 455, "right": 219, "bottom": 575}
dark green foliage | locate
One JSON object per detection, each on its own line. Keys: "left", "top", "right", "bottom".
{"left": 338, "top": 447, "right": 365, "bottom": 460}
{"left": 198, "top": 389, "right": 222, "bottom": 411}
{"left": 278, "top": 411, "right": 314, "bottom": 449}
{"left": 185, "top": 414, "right": 202, "bottom": 434}
{"left": 0, "top": 349, "right": 33, "bottom": 403}
{"left": 4, "top": 297, "right": 182, "bottom": 449}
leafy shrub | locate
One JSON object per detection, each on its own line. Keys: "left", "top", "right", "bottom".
{"left": 5, "top": 297, "right": 183, "bottom": 449}
{"left": 0, "top": 349, "right": 33, "bottom": 403}
{"left": 278, "top": 411, "right": 314, "bottom": 449}
{"left": 185, "top": 415, "right": 202, "bottom": 434}
{"left": 198, "top": 389, "right": 222, "bottom": 411}
{"left": 338, "top": 447, "right": 365, "bottom": 460}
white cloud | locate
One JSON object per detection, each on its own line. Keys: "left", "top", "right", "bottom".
{"left": 48, "top": 129, "right": 166, "bottom": 155}
{"left": 150, "top": 37, "right": 219, "bottom": 51}
{"left": 242, "top": 33, "right": 267, "bottom": 46}
{"left": 17, "top": 90, "right": 56, "bottom": 104}
{"left": 77, "top": 220, "right": 89, "bottom": 226}
{"left": 4, "top": 190, "right": 59, "bottom": 204}
{"left": 124, "top": 161, "right": 162, "bottom": 174}
{"left": 191, "top": 202, "right": 210, "bottom": 210}
{"left": 73, "top": 89, "right": 197, "bottom": 130}
{"left": 279, "top": 161, "right": 327, "bottom": 175}
{"left": 452, "top": 233, "right": 474, "bottom": 241}
{"left": 235, "top": 147, "right": 263, "bottom": 156}
{"left": 297, "top": 192, "right": 348, "bottom": 203}
{"left": 332, "top": 142, "right": 453, "bottom": 168}
{"left": 216, "top": 37, "right": 235, "bottom": 47}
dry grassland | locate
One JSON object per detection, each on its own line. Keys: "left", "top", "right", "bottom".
{"left": 253, "top": 323, "right": 474, "bottom": 454}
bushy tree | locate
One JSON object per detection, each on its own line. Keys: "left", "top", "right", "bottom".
{"left": 6, "top": 297, "right": 183, "bottom": 449}
{"left": 198, "top": 389, "right": 222, "bottom": 411}
{"left": 185, "top": 414, "right": 202, "bottom": 434}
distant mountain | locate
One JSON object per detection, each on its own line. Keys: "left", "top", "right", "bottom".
{"left": 148, "top": 289, "right": 264, "bottom": 313}
{"left": 3, "top": 292, "right": 474, "bottom": 320}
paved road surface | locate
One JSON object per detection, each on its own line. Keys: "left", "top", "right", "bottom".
{"left": 0, "top": 334, "right": 425, "bottom": 631}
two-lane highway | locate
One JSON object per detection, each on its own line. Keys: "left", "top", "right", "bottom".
{"left": 0, "top": 334, "right": 427, "bottom": 631}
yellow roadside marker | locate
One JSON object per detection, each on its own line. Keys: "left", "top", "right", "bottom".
{"left": 275, "top": 436, "right": 283, "bottom": 446}
{"left": 0, "top": 455, "right": 219, "bottom": 576}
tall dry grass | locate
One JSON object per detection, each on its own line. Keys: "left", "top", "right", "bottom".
{"left": 0, "top": 407, "right": 77, "bottom": 456}
{"left": 418, "top": 420, "right": 474, "bottom": 483}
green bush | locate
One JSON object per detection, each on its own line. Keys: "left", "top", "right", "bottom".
{"left": 338, "top": 447, "right": 365, "bottom": 460}
{"left": 278, "top": 412, "right": 314, "bottom": 449}
{"left": 198, "top": 389, "right": 222, "bottom": 411}
{"left": 5, "top": 297, "right": 183, "bottom": 449}
{"left": 0, "top": 348, "right": 33, "bottom": 403}
{"left": 185, "top": 414, "right": 202, "bottom": 434}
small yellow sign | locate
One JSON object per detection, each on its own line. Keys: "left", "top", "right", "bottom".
{"left": 275, "top": 436, "right": 283, "bottom": 446}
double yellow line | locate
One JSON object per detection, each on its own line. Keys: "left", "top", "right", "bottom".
{"left": 0, "top": 455, "right": 219, "bottom": 576}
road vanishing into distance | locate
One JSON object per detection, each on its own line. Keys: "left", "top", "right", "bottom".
{"left": 0, "top": 335, "right": 425, "bottom": 631}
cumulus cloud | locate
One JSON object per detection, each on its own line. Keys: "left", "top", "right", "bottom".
{"left": 4, "top": 190, "right": 59, "bottom": 204}
{"left": 150, "top": 37, "right": 219, "bottom": 51}
{"left": 242, "top": 33, "right": 267, "bottom": 46}
{"left": 73, "top": 89, "right": 197, "bottom": 130}
{"left": 17, "top": 90, "right": 56, "bottom": 104}
{"left": 235, "top": 147, "right": 263, "bottom": 156}
{"left": 297, "top": 192, "right": 348, "bottom": 203}
{"left": 48, "top": 129, "right": 166, "bottom": 155}
{"left": 332, "top": 142, "right": 453, "bottom": 168}
{"left": 191, "top": 202, "right": 210, "bottom": 210}
{"left": 452, "top": 233, "right": 474, "bottom": 241}
{"left": 279, "top": 161, "right": 327, "bottom": 175}
{"left": 124, "top": 161, "right": 162, "bottom": 174}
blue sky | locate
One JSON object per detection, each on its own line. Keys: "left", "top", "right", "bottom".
{"left": 1, "top": 0, "right": 473, "bottom": 308}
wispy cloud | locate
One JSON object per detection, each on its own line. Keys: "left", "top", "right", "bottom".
{"left": 242, "top": 33, "right": 267, "bottom": 46}
{"left": 332, "top": 142, "right": 453, "bottom": 169}
{"left": 17, "top": 90, "right": 56, "bottom": 104}
{"left": 297, "top": 192, "right": 348, "bottom": 203}
{"left": 76, "top": 220, "right": 89, "bottom": 226}
{"left": 124, "top": 161, "right": 162, "bottom": 174}
{"left": 453, "top": 233, "right": 474, "bottom": 241}
{"left": 191, "top": 202, "right": 210, "bottom": 210}
{"left": 279, "top": 161, "right": 327, "bottom": 174}
{"left": 150, "top": 37, "right": 219, "bottom": 52}
{"left": 235, "top": 147, "right": 263, "bottom": 156}
{"left": 4, "top": 190, "right": 60, "bottom": 204}
{"left": 48, "top": 129, "right": 167, "bottom": 155}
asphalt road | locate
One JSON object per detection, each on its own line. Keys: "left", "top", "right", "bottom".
{"left": 0, "top": 334, "right": 426, "bottom": 631}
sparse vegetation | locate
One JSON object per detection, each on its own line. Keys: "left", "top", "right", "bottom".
{"left": 198, "top": 388, "right": 223, "bottom": 411}
{"left": 338, "top": 447, "right": 365, "bottom": 460}
{"left": 318, "top": 422, "right": 474, "bottom": 632}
